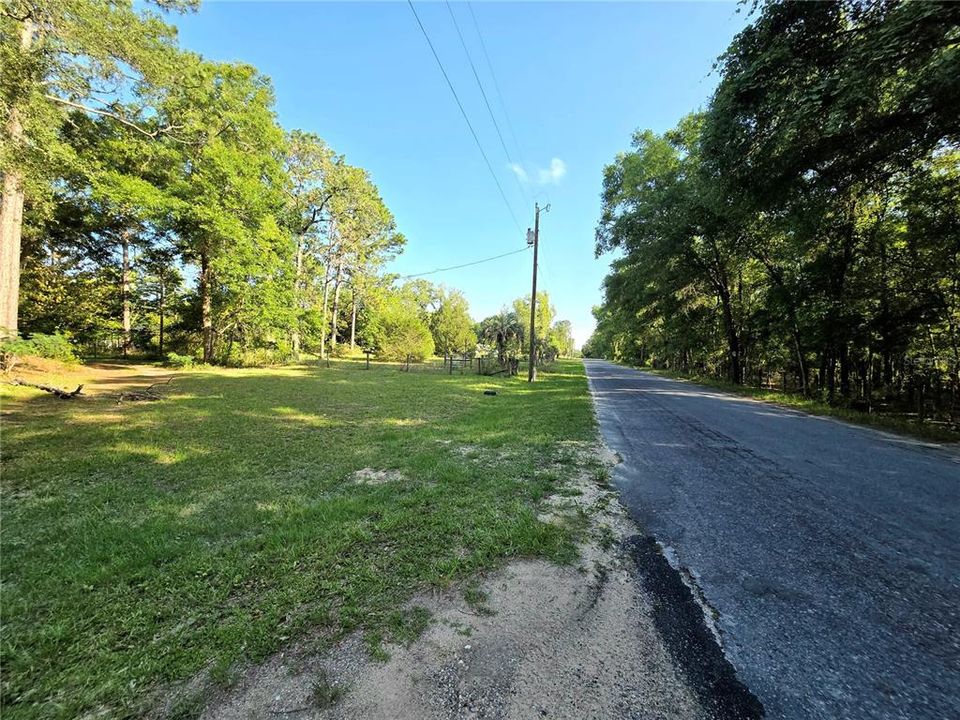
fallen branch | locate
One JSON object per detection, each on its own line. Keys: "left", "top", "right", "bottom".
{"left": 7, "top": 378, "right": 83, "bottom": 399}
{"left": 116, "top": 376, "right": 176, "bottom": 404}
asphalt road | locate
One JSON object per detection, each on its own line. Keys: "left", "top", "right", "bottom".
{"left": 584, "top": 360, "right": 960, "bottom": 720}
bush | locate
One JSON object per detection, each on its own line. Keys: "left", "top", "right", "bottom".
{"left": 223, "top": 347, "right": 293, "bottom": 368}
{"left": 164, "top": 352, "right": 195, "bottom": 369}
{"left": 376, "top": 305, "right": 435, "bottom": 362}
{"left": 0, "top": 332, "right": 77, "bottom": 364}
{"left": 329, "top": 343, "right": 353, "bottom": 359}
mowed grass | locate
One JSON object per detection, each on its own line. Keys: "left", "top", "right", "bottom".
{"left": 0, "top": 359, "right": 595, "bottom": 719}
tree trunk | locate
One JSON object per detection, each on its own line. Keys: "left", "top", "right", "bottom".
{"left": 826, "top": 349, "right": 837, "bottom": 402}
{"left": 717, "top": 284, "right": 742, "bottom": 384}
{"left": 0, "top": 171, "right": 24, "bottom": 338}
{"left": 121, "top": 231, "right": 132, "bottom": 356}
{"left": 158, "top": 296, "right": 165, "bottom": 357}
{"left": 825, "top": 195, "right": 857, "bottom": 402}
{"left": 704, "top": 240, "right": 742, "bottom": 384}
{"left": 292, "top": 238, "right": 304, "bottom": 359}
{"left": 753, "top": 253, "right": 809, "bottom": 395}
{"left": 200, "top": 251, "right": 214, "bottom": 363}
{"left": 320, "top": 220, "right": 337, "bottom": 359}
{"left": 350, "top": 290, "right": 357, "bottom": 350}
{"left": 330, "top": 258, "right": 344, "bottom": 350}
{"left": 156, "top": 275, "right": 166, "bottom": 356}
{"left": 792, "top": 325, "right": 808, "bottom": 396}
{"left": 0, "top": 19, "right": 33, "bottom": 338}
{"left": 839, "top": 344, "right": 851, "bottom": 399}
{"left": 319, "top": 261, "right": 331, "bottom": 359}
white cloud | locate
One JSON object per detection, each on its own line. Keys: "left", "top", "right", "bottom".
{"left": 538, "top": 157, "right": 567, "bottom": 185}
{"left": 508, "top": 162, "right": 529, "bottom": 183}
{"left": 510, "top": 158, "right": 567, "bottom": 186}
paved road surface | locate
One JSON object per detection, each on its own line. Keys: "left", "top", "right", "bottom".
{"left": 584, "top": 360, "right": 960, "bottom": 720}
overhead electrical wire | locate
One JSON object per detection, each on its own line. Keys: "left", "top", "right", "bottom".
{"left": 407, "top": 0, "right": 523, "bottom": 234}
{"left": 466, "top": 2, "right": 531, "bottom": 186}
{"left": 444, "top": 1, "right": 532, "bottom": 209}
{"left": 400, "top": 245, "right": 530, "bottom": 280}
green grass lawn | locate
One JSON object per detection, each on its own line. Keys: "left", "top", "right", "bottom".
{"left": 0, "top": 359, "right": 595, "bottom": 719}
{"left": 644, "top": 367, "right": 959, "bottom": 443}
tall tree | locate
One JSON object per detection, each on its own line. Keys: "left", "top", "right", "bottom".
{"left": 479, "top": 309, "right": 524, "bottom": 367}
{"left": 0, "top": 0, "right": 196, "bottom": 336}
{"left": 61, "top": 114, "right": 180, "bottom": 353}
{"left": 705, "top": 0, "right": 960, "bottom": 203}
{"left": 137, "top": 245, "right": 183, "bottom": 355}
{"left": 325, "top": 167, "right": 403, "bottom": 353}
{"left": 513, "top": 291, "right": 557, "bottom": 367}
{"left": 591, "top": 0, "right": 960, "bottom": 422}
{"left": 597, "top": 117, "right": 749, "bottom": 382}
{"left": 547, "top": 320, "right": 575, "bottom": 359}
{"left": 282, "top": 130, "right": 341, "bottom": 358}
{"left": 431, "top": 288, "right": 475, "bottom": 360}
{"left": 160, "top": 57, "right": 286, "bottom": 362}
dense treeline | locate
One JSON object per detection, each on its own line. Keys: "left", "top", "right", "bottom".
{"left": 2, "top": 0, "right": 403, "bottom": 364}
{"left": 585, "top": 0, "right": 959, "bottom": 421}
{"left": 0, "top": 1, "right": 573, "bottom": 368}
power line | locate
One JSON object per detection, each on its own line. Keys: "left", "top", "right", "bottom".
{"left": 400, "top": 245, "right": 530, "bottom": 280}
{"left": 445, "top": 1, "right": 531, "bottom": 209}
{"left": 466, "top": 2, "right": 530, "bottom": 183}
{"left": 407, "top": 0, "right": 523, "bottom": 234}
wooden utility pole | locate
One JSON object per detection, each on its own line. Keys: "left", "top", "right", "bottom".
{"left": 527, "top": 203, "right": 546, "bottom": 382}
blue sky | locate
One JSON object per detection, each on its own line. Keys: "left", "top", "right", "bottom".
{"left": 171, "top": 1, "right": 748, "bottom": 346}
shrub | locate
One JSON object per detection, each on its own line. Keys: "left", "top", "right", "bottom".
{"left": 223, "top": 347, "right": 293, "bottom": 368}
{"left": 165, "top": 352, "right": 195, "bottom": 369}
{"left": 376, "top": 304, "right": 435, "bottom": 362}
{"left": 0, "top": 332, "right": 77, "bottom": 364}
{"left": 329, "top": 343, "right": 353, "bottom": 359}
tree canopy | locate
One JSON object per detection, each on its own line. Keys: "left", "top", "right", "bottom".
{"left": 1, "top": 0, "right": 578, "bottom": 368}
{"left": 588, "top": 0, "right": 960, "bottom": 421}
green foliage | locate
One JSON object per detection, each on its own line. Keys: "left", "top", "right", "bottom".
{"left": 704, "top": 0, "right": 960, "bottom": 201}
{"left": 371, "top": 294, "right": 435, "bottom": 362}
{"left": 7, "top": 0, "right": 562, "bottom": 375}
{"left": 513, "top": 292, "right": 575, "bottom": 365}
{"left": 478, "top": 309, "right": 524, "bottom": 367}
{"left": 1, "top": 0, "right": 195, "bottom": 185}
{"left": 224, "top": 346, "right": 295, "bottom": 368}
{"left": 592, "top": 0, "right": 960, "bottom": 421}
{"left": 547, "top": 320, "right": 576, "bottom": 359}
{"left": 311, "top": 671, "right": 346, "bottom": 709}
{"left": 164, "top": 352, "right": 194, "bottom": 369}
{"left": 512, "top": 291, "right": 555, "bottom": 349}
{"left": 18, "top": 238, "right": 120, "bottom": 351}
{"left": 0, "top": 332, "right": 76, "bottom": 363}
{"left": 431, "top": 289, "right": 476, "bottom": 357}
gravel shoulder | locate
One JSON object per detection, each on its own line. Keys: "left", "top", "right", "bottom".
{"left": 182, "top": 443, "right": 758, "bottom": 720}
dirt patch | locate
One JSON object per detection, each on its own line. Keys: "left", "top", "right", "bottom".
{"left": 444, "top": 442, "right": 516, "bottom": 464}
{"left": 2, "top": 357, "right": 178, "bottom": 401}
{"left": 351, "top": 467, "right": 406, "bottom": 485}
{"left": 85, "top": 363, "right": 178, "bottom": 396}
{"left": 189, "top": 444, "right": 712, "bottom": 720}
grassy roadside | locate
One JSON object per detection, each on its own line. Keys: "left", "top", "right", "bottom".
{"left": 641, "top": 366, "right": 959, "bottom": 443}
{"left": 1, "top": 359, "right": 596, "bottom": 719}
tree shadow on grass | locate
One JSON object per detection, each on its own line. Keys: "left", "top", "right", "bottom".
{"left": 0, "top": 361, "right": 592, "bottom": 719}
